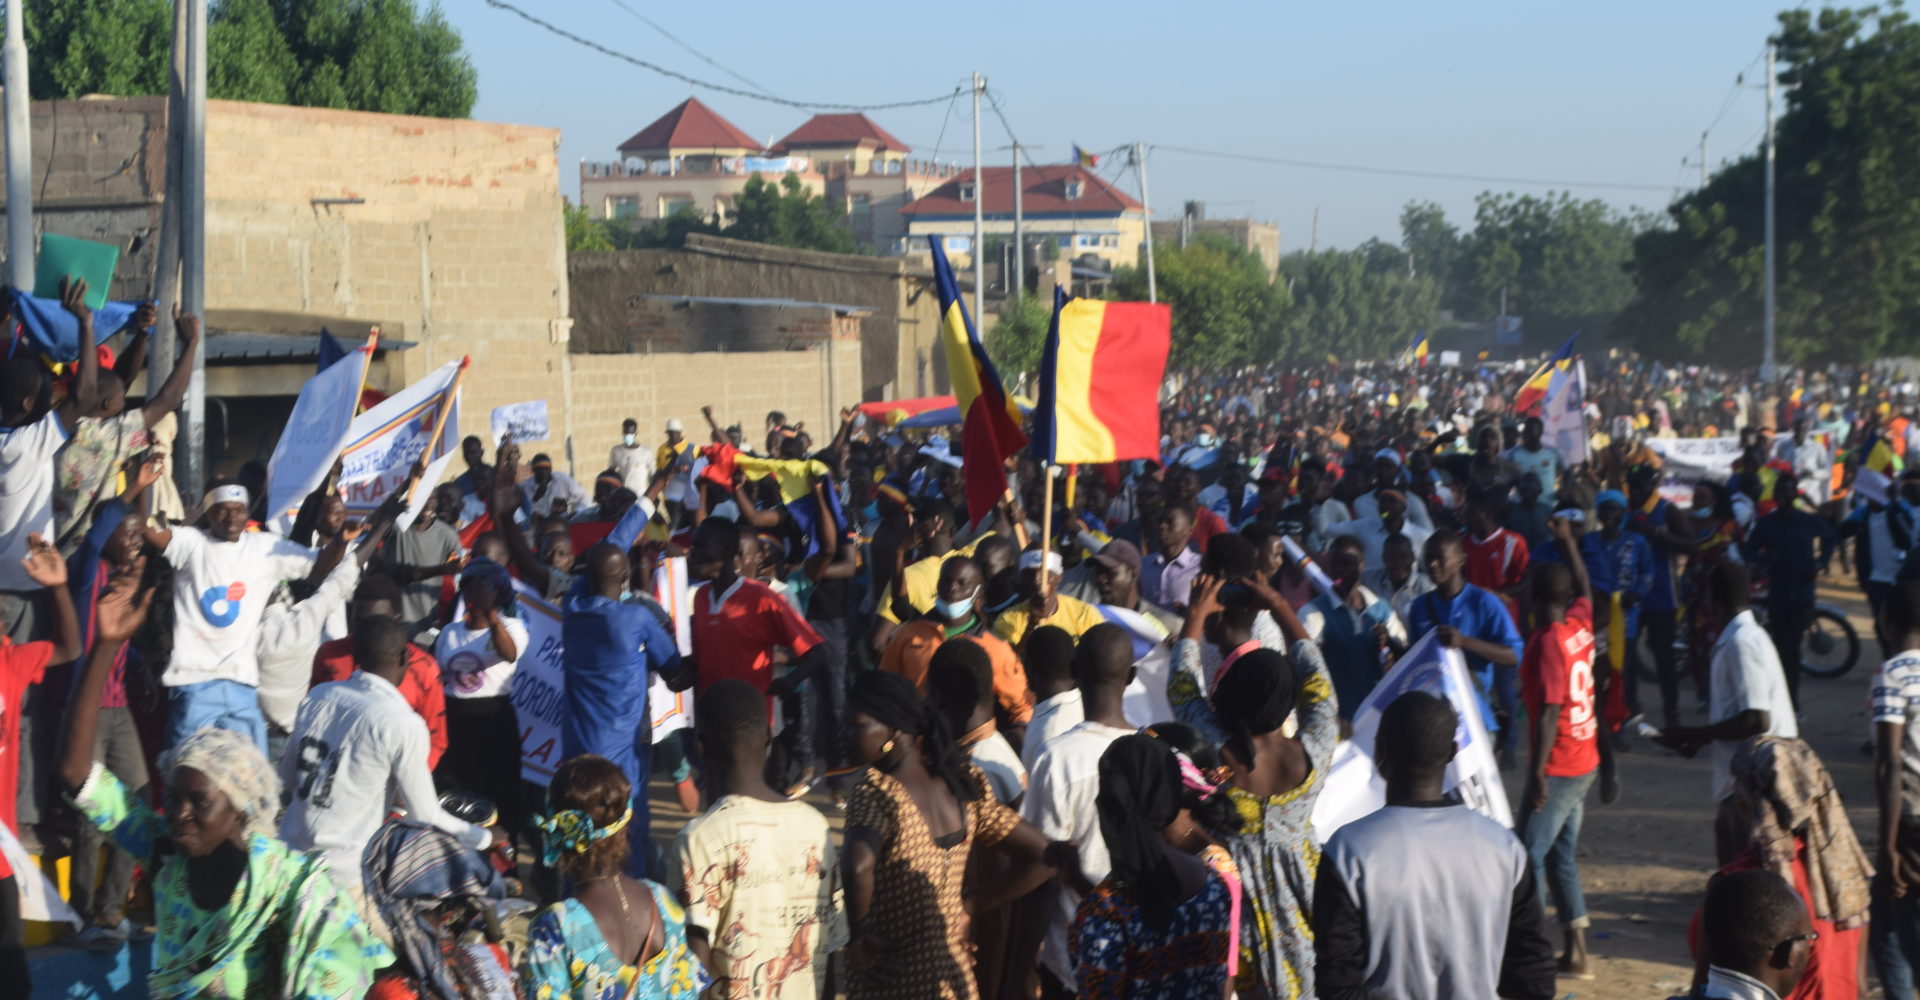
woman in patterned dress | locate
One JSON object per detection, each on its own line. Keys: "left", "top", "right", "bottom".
{"left": 520, "top": 755, "right": 709, "bottom": 1000}
{"left": 1069, "top": 734, "right": 1233, "bottom": 1000}
{"left": 841, "top": 671, "right": 1062, "bottom": 1000}
{"left": 1168, "top": 574, "right": 1339, "bottom": 1000}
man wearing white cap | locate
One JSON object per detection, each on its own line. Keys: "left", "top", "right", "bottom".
{"left": 141, "top": 481, "right": 317, "bottom": 751}
{"left": 656, "top": 417, "right": 696, "bottom": 522}
{"left": 991, "top": 548, "right": 1105, "bottom": 647}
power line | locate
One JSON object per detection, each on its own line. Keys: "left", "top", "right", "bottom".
{"left": 483, "top": 0, "right": 962, "bottom": 111}
{"left": 1150, "top": 143, "right": 1673, "bottom": 192}
{"left": 602, "top": 0, "right": 773, "bottom": 97}
{"left": 984, "top": 89, "right": 1038, "bottom": 168}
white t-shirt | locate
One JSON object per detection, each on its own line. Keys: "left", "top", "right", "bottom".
{"left": 0, "top": 412, "right": 69, "bottom": 591}
{"left": 1503, "top": 444, "right": 1565, "bottom": 505}
{"left": 434, "top": 616, "right": 530, "bottom": 699}
{"left": 1708, "top": 609, "right": 1799, "bottom": 800}
{"left": 279, "top": 671, "right": 489, "bottom": 892}
{"left": 161, "top": 528, "right": 317, "bottom": 687}
{"left": 1022, "top": 719, "right": 1135, "bottom": 986}
{"left": 968, "top": 729, "right": 1027, "bottom": 806}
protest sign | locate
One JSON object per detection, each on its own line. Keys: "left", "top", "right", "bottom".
{"left": 266, "top": 338, "right": 372, "bottom": 529}
{"left": 491, "top": 399, "right": 549, "bottom": 444}
{"left": 338, "top": 359, "right": 464, "bottom": 515}
{"left": 649, "top": 556, "right": 694, "bottom": 741}
{"left": 1310, "top": 628, "right": 1512, "bottom": 842}
{"left": 1646, "top": 436, "right": 1743, "bottom": 505}
{"left": 506, "top": 581, "right": 568, "bottom": 785}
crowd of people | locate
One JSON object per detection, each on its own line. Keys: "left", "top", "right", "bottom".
{"left": 3, "top": 285, "right": 1919, "bottom": 999}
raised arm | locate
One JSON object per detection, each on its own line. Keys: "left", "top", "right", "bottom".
{"left": 1168, "top": 574, "right": 1230, "bottom": 748}
{"left": 22, "top": 534, "right": 81, "bottom": 664}
{"left": 488, "top": 440, "right": 554, "bottom": 595}
{"left": 56, "top": 277, "right": 100, "bottom": 431}
{"left": 140, "top": 307, "right": 200, "bottom": 428}
{"left": 61, "top": 575, "right": 153, "bottom": 790}
{"left": 1547, "top": 516, "right": 1590, "bottom": 605}
{"left": 110, "top": 302, "right": 157, "bottom": 386}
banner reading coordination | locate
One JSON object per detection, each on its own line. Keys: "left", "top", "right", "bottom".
{"left": 1309, "top": 628, "right": 1512, "bottom": 842}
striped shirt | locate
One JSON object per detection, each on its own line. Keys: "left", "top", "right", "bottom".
{"left": 1872, "top": 650, "right": 1920, "bottom": 819}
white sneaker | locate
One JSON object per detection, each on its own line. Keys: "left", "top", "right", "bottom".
{"left": 72, "top": 919, "right": 132, "bottom": 951}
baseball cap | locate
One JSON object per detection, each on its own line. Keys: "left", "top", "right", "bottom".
{"left": 1091, "top": 540, "right": 1143, "bottom": 575}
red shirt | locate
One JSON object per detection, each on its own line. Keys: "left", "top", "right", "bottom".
{"left": 692, "top": 577, "right": 822, "bottom": 697}
{"left": 1464, "top": 527, "right": 1529, "bottom": 625}
{"left": 311, "top": 639, "right": 449, "bottom": 770}
{"left": 1521, "top": 597, "right": 1598, "bottom": 778}
{"left": 1190, "top": 506, "right": 1230, "bottom": 553}
{"left": 0, "top": 636, "right": 52, "bottom": 878}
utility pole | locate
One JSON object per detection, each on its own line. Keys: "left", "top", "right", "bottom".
{"left": 1011, "top": 141, "right": 1023, "bottom": 300}
{"left": 1761, "top": 42, "right": 1777, "bottom": 383}
{"left": 150, "top": 0, "right": 187, "bottom": 425}
{"left": 970, "top": 71, "right": 984, "bottom": 325}
{"left": 180, "top": 0, "right": 208, "bottom": 496}
{"left": 1309, "top": 206, "right": 1320, "bottom": 254}
{"left": 3, "top": 0, "right": 33, "bottom": 291}
{"left": 1135, "top": 142, "right": 1156, "bottom": 304}
{"left": 1699, "top": 132, "right": 1709, "bottom": 188}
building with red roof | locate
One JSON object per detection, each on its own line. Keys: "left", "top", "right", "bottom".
{"left": 898, "top": 165, "right": 1147, "bottom": 269}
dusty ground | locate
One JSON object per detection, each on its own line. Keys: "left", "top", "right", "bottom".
{"left": 642, "top": 576, "right": 1888, "bottom": 1000}
{"left": 1530, "top": 576, "right": 1884, "bottom": 1000}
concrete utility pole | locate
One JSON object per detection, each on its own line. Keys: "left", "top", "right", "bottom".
{"left": 1011, "top": 141, "right": 1023, "bottom": 300}
{"left": 4, "top": 0, "right": 34, "bottom": 291}
{"left": 150, "top": 0, "right": 187, "bottom": 428}
{"left": 1135, "top": 142, "right": 1156, "bottom": 304}
{"left": 1699, "top": 132, "right": 1709, "bottom": 188}
{"left": 180, "top": 0, "right": 209, "bottom": 497}
{"left": 970, "top": 71, "right": 984, "bottom": 325}
{"left": 1761, "top": 42, "right": 1778, "bottom": 383}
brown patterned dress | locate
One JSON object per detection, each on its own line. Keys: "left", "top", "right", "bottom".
{"left": 845, "top": 764, "right": 1019, "bottom": 1000}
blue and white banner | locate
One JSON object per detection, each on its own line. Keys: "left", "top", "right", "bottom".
{"left": 1309, "top": 628, "right": 1512, "bottom": 841}
{"left": 266, "top": 342, "right": 372, "bottom": 530}
{"left": 1098, "top": 604, "right": 1174, "bottom": 727}
{"left": 338, "top": 360, "right": 462, "bottom": 515}
{"left": 490, "top": 399, "right": 549, "bottom": 445}
{"left": 501, "top": 581, "right": 567, "bottom": 785}
{"left": 1544, "top": 359, "right": 1589, "bottom": 466}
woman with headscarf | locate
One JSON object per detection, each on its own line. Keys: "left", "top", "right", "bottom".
{"left": 520, "top": 755, "right": 708, "bottom": 999}
{"left": 1167, "top": 574, "right": 1339, "bottom": 1000}
{"left": 841, "top": 671, "right": 1062, "bottom": 1000}
{"left": 435, "top": 556, "right": 530, "bottom": 840}
{"left": 1069, "top": 734, "right": 1234, "bottom": 999}
{"left": 363, "top": 819, "right": 518, "bottom": 1000}
{"left": 59, "top": 578, "right": 389, "bottom": 998}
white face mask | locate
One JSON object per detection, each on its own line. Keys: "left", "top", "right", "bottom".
{"left": 623, "top": 433, "right": 637, "bottom": 448}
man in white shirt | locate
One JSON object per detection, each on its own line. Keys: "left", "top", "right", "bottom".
{"left": 1021, "top": 624, "right": 1136, "bottom": 994}
{"left": 280, "top": 617, "right": 496, "bottom": 932}
{"left": 608, "top": 417, "right": 649, "bottom": 488}
{"left": 142, "top": 482, "right": 318, "bottom": 752}
{"left": 1327, "top": 489, "right": 1434, "bottom": 570}
{"left": 1503, "top": 416, "right": 1565, "bottom": 508}
{"left": 1772, "top": 417, "right": 1833, "bottom": 506}
{"left": 1019, "top": 625, "right": 1083, "bottom": 773}
{"left": 1654, "top": 561, "right": 1798, "bottom": 864}
{"left": 519, "top": 453, "right": 589, "bottom": 519}
{"left": 1684, "top": 870, "right": 1812, "bottom": 1000}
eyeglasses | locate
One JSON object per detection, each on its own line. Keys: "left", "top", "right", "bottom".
{"left": 1774, "top": 931, "right": 1819, "bottom": 950}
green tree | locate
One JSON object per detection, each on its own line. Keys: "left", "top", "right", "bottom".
{"left": 564, "top": 201, "right": 613, "bottom": 252}
{"left": 1621, "top": 5, "right": 1920, "bottom": 364}
{"left": 1113, "top": 234, "right": 1290, "bottom": 368}
{"left": 1453, "top": 191, "right": 1647, "bottom": 347}
{"left": 24, "top": 0, "right": 476, "bottom": 118}
{"left": 1279, "top": 248, "right": 1441, "bottom": 360}
{"left": 1399, "top": 200, "right": 1469, "bottom": 312}
{"left": 987, "top": 291, "right": 1049, "bottom": 381}
{"left": 724, "top": 173, "right": 856, "bottom": 254}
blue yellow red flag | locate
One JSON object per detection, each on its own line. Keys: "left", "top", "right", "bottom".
{"left": 1412, "top": 330, "right": 1430, "bottom": 367}
{"left": 929, "top": 236, "right": 1027, "bottom": 521}
{"left": 1033, "top": 287, "right": 1171, "bottom": 464}
{"left": 1513, "top": 332, "right": 1580, "bottom": 417}
{"left": 1072, "top": 144, "right": 1099, "bottom": 168}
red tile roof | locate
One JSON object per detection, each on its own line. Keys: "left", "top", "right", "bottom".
{"left": 617, "top": 97, "right": 761, "bottom": 154}
{"left": 771, "top": 113, "right": 911, "bottom": 154}
{"left": 899, "top": 165, "right": 1143, "bottom": 218}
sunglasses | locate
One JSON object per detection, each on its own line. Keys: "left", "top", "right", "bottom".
{"left": 1774, "top": 931, "right": 1819, "bottom": 950}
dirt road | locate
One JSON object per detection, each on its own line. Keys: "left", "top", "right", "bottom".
{"left": 1542, "top": 576, "right": 1882, "bottom": 1000}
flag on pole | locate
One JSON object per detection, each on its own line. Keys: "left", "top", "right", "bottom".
{"left": 265, "top": 335, "right": 375, "bottom": 529}
{"left": 1411, "top": 330, "right": 1430, "bottom": 367}
{"left": 337, "top": 359, "right": 465, "bottom": 515}
{"left": 1856, "top": 430, "right": 1901, "bottom": 503}
{"left": 1072, "top": 144, "right": 1099, "bottom": 168}
{"left": 1512, "top": 332, "right": 1580, "bottom": 417}
{"left": 1543, "top": 360, "right": 1589, "bottom": 465}
{"left": 316, "top": 328, "right": 348, "bottom": 373}
{"left": 1032, "top": 287, "right": 1171, "bottom": 464}
{"left": 930, "top": 236, "right": 1027, "bottom": 521}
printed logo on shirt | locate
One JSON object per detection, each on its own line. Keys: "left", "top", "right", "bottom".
{"left": 198, "top": 582, "right": 246, "bottom": 627}
{"left": 444, "top": 650, "right": 488, "bottom": 693}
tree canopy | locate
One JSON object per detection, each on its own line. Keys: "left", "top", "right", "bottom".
{"left": 985, "top": 291, "right": 1049, "bottom": 381}
{"left": 1619, "top": 5, "right": 1920, "bottom": 365}
{"left": 571, "top": 171, "right": 857, "bottom": 255}
{"left": 1278, "top": 246, "right": 1440, "bottom": 361}
{"left": 26, "top": 0, "right": 476, "bottom": 118}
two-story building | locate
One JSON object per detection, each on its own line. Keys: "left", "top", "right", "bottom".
{"left": 896, "top": 165, "right": 1147, "bottom": 271}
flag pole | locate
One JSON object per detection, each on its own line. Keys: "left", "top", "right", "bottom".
{"left": 1039, "top": 464, "right": 1055, "bottom": 601}
{"left": 406, "top": 354, "right": 469, "bottom": 503}
{"left": 354, "top": 327, "right": 379, "bottom": 410}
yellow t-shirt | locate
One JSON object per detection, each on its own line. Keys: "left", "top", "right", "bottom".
{"left": 990, "top": 592, "right": 1105, "bottom": 645}
{"left": 877, "top": 535, "right": 990, "bottom": 624}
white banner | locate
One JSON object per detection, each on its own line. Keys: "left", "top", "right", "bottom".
{"left": 338, "top": 360, "right": 463, "bottom": 516}
{"left": 490, "top": 399, "right": 549, "bottom": 445}
{"left": 395, "top": 447, "right": 459, "bottom": 533}
{"left": 1544, "top": 359, "right": 1589, "bottom": 466}
{"left": 649, "top": 557, "right": 695, "bottom": 740}
{"left": 506, "top": 581, "right": 568, "bottom": 785}
{"left": 1646, "top": 436, "right": 1743, "bottom": 505}
{"left": 1, "top": 817, "right": 78, "bottom": 927}
{"left": 265, "top": 345, "right": 371, "bottom": 526}
{"left": 1310, "top": 629, "right": 1512, "bottom": 842}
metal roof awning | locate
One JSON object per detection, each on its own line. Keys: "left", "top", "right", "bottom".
{"left": 630, "top": 293, "right": 873, "bottom": 316}
{"left": 202, "top": 332, "right": 417, "bottom": 364}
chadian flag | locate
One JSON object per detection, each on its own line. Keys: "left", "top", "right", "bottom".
{"left": 1072, "top": 144, "right": 1099, "bottom": 168}
{"left": 1411, "top": 330, "right": 1430, "bottom": 367}
{"left": 1512, "top": 332, "right": 1580, "bottom": 417}
{"left": 1032, "top": 287, "right": 1171, "bottom": 464}
{"left": 1855, "top": 431, "right": 1901, "bottom": 503}
{"left": 736, "top": 454, "right": 847, "bottom": 560}
{"left": 929, "top": 236, "right": 1027, "bottom": 521}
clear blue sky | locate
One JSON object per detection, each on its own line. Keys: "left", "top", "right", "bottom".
{"left": 453, "top": 0, "right": 1786, "bottom": 250}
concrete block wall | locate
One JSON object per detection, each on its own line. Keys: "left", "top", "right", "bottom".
{"left": 568, "top": 341, "right": 863, "bottom": 462}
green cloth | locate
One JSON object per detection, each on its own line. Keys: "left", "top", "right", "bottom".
{"left": 72, "top": 763, "right": 391, "bottom": 999}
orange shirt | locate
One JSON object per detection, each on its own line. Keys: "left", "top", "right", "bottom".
{"left": 878, "top": 620, "right": 1033, "bottom": 725}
